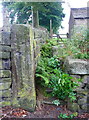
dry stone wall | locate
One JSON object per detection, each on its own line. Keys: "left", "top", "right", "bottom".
{"left": 0, "top": 7, "right": 12, "bottom": 107}
{"left": 64, "top": 57, "right": 89, "bottom": 113}
{"left": 0, "top": 29, "right": 12, "bottom": 107}
{"left": 0, "top": 24, "right": 48, "bottom": 111}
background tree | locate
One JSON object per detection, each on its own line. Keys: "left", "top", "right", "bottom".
{"left": 3, "top": 2, "right": 65, "bottom": 33}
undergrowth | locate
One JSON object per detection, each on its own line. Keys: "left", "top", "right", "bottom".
{"left": 36, "top": 39, "right": 81, "bottom": 102}
{"left": 58, "top": 26, "right": 89, "bottom": 59}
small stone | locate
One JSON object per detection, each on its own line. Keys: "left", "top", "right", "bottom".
{"left": 78, "top": 97, "right": 87, "bottom": 105}
{"left": 82, "top": 75, "right": 89, "bottom": 83}
{"left": 81, "top": 104, "right": 88, "bottom": 112}
{"left": 68, "top": 102, "right": 80, "bottom": 112}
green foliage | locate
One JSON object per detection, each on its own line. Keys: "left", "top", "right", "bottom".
{"left": 49, "top": 72, "right": 79, "bottom": 101}
{"left": 3, "top": 2, "right": 65, "bottom": 33}
{"left": 41, "top": 42, "right": 53, "bottom": 58}
{"left": 58, "top": 112, "right": 78, "bottom": 119}
{"left": 58, "top": 26, "right": 89, "bottom": 59}
{"left": 52, "top": 99, "right": 60, "bottom": 106}
{"left": 36, "top": 39, "right": 81, "bottom": 101}
{"left": 36, "top": 56, "right": 61, "bottom": 86}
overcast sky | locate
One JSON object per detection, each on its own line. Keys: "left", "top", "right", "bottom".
{"left": 0, "top": 0, "right": 89, "bottom": 31}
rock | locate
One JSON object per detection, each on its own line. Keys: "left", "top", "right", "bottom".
{"left": 64, "top": 57, "right": 89, "bottom": 75}
{"left": 68, "top": 102, "right": 80, "bottom": 112}
{"left": 52, "top": 46, "right": 59, "bottom": 56}
{"left": 0, "top": 59, "right": 11, "bottom": 70}
{"left": 0, "top": 52, "right": 10, "bottom": 59}
{"left": 0, "top": 82, "right": 11, "bottom": 90}
{"left": 78, "top": 97, "right": 87, "bottom": 105}
{"left": 0, "top": 45, "right": 11, "bottom": 52}
{"left": 0, "top": 32, "right": 10, "bottom": 45}
{"left": 0, "top": 70, "right": 11, "bottom": 78}
{"left": 0, "top": 89, "right": 11, "bottom": 98}
{"left": 81, "top": 104, "right": 89, "bottom": 112}
{"left": 0, "top": 78, "right": 11, "bottom": 82}
{"left": 82, "top": 75, "right": 89, "bottom": 83}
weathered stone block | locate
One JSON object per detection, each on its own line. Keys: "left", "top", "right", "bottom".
{"left": 0, "top": 82, "right": 11, "bottom": 90}
{"left": 0, "top": 78, "right": 11, "bottom": 83}
{"left": 0, "top": 32, "right": 10, "bottom": 45}
{"left": 34, "top": 29, "right": 42, "bottom": 39}
{"left": 0, "top": 52, "right": 10, "bottom": 59}
{"left": 0, "top": 89, "right": 11, "bottom": 98}
{"left": 0, "top": 45, "right": 11, "bottom": 52}
{"left": 64, "top": 57, "right": 89, "bottom": 74}
{"left": 0, "top": 70, "right": 11, "bottom": 78}
{"left": 78, "top": 97, "right": 87, "bottom": 105}
{"left": 11, "top": 24, "right": 30, "bottom": 45}
{"left": 81, "top": 104, "right": 89, "bottom": 112}
{"left": 0, "top": 59, "right": 10, "bottom": 70}
{"left": 82, "top": 75, "right": 89, "bottom": 83}
{"left": 68, "top": 102, "right": 80, "bottom": 112}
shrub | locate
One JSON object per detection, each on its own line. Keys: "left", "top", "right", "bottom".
{"left": 36, "top": 39, "right": 81, "bottom": 101}
{"left": 58, "top": 26, "right": 89, "bottom": 59}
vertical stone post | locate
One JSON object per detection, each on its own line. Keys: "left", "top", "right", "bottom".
{"left": 11, "top": 25, "right": 36, "bottom": 111}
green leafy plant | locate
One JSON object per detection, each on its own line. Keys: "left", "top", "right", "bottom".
{"left": 49, "top": 72, "right": 80, "bottom": 101}
{"left": 58, "top": 26, "right": 89, "bottom": 59}
{"left": 52, "top": 100, "right": 60, "bottom": 106}
{"left": 58, "top": 112, "right": 78, "bottom": 119}
{"left": 36, "top": 39, "right": 81, "bottom": 102}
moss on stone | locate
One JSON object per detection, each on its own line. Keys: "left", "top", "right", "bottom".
{"left": 0, "top": 70, "right": 11, "bottom": 78}
{"left": 0, "top": 101, "right": 11, "bottom": 107}
{"left": 0, "top": 82, "right": 11, "bottom": 90}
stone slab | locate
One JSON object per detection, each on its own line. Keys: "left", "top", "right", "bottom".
{"left": 64, "top": 57, "right": 89, "bottom": 75}
{"left": 0, "top": 52, "right": 10, "bottom": 59}
{"left": 0, "top": 32, "right": 10, "bottom": 45}
{"left": 0, "top": 82, "right": 11, "bottom": 90}
{"left": 0, "top": 70, "right": 11, "bottom": 78}
{"left": 0, "top": 59, "right": 10, "bottom": 70}
{"left": 11, "top": 24, "right": 30, "bottom": 45}
{"left": 82, "top": 75, "right": 89, "bottom": 83}
{"left": 0, "top": 89, "right": 11, "bottom": 98}
{"left": 0, "top": 78, "right": 11, "bottom": 83}
{"left": 0, "top": 45, "right": 11, "bottom": 52}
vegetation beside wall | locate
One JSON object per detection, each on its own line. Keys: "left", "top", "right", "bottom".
{"left": 36, "top": 39, "right": 81, "bottom": 102}
{"left": 58, "top": 26, "right": 89, "bottom": 59}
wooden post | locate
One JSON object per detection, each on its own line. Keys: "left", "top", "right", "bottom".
{"left": 50, "top": 19, "right": 53, "bottom": 38}
{"left": 31, "top": 6, "right": 39, "bottom": 28}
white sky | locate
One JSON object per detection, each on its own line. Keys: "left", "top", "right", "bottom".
{"left": 0, "top": 0, "right": 89, "bottom": 30}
